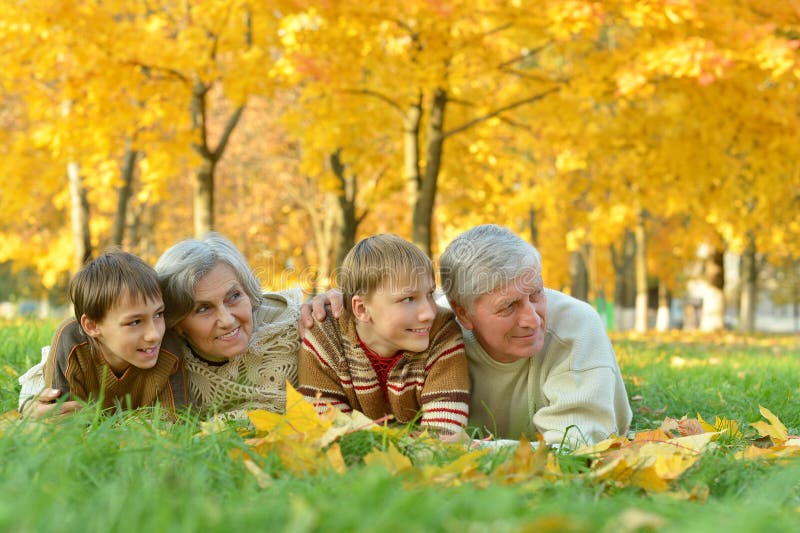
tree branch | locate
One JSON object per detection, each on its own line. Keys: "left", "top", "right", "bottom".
{"left": 339, "top": 88, "right": 405, "bottom": 115}
{"left": 443, "top": 87, "right": 560, "bottom": 139}
{"left": 212, "top": 105, "right": 245, "bottom": 161}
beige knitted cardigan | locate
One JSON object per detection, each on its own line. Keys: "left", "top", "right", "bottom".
{"left": 183, "top": 288, "right": 302, "bottom": 419}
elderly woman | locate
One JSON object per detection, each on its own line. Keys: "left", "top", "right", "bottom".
{"left": 19, "top": 233, "right": 302, "bottom": 420}
{"left": 155, "top": 234, "right": 301, "bottom": 418}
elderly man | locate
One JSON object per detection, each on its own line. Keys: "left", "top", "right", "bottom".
{"left": 305, "top": 225, "right": 631, "bottom": 446}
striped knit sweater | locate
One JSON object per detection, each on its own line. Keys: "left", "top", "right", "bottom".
{"left": 43, "top": 318, "right": 188, "bottom": 418}
{"left": 298, "top": 307, "right": 470, "bottom": 434}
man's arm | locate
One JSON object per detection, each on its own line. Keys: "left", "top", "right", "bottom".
{"left": 531, "top": 294, "right": 632, "bottom": 447}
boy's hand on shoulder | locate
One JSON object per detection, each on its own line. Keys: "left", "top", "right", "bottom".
{"left": 23, "top": 389, "right": 82, "bottom": 419}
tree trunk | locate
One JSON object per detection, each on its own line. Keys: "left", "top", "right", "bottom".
{"left": 67, "top": 161, "right": 92, "bottom": 270}
{"left": 111, "top": 144, "right": 137, "bottom": 247}
{"left": 569, "top": 249, "right": 588, "bottom": 301}
{"left": 190, "top": 81, "right": 245, "bottom": 238}
{"left": 634, "top": 212, "right": 648, "bottom": 332}
{"left": 412, "top": 88, "right": 447, "bottom": 256}
{"left": 528, "top": 207, "right": 539, "bottom": 247}
{"left": 194, "top": 158, "right": 215, "bottom": 237}
{"left": 404, "top": 94, "right": 422, "bottom": 224}
{"left": 700, "top": 246, "right": 726, "bottom": 331}
{"left": 62, "top": 99, "right": 91, "bottom": 270}
{"left": 655, "top": 280, "right": 670, "bottom": 331}
{"left": 330, "top": 150, "right": 360, "bottom": 269}
{"left": 611, "top": 229, "right": 636, "bottom": 331}
{"left": 738, "top": 234, "right": 757, "bottom": 332}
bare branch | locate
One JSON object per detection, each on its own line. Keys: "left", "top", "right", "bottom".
{"left": 497, "top": 43, "right": 549, "bottom": 69}
{"left": 443, "top": 87, "right": 560, "bottom": 139}
{"left": 212, "top": 105, "right": 245, "bottom": 161}
{"left": 339, "top": 88, "right": 405, "bottom": 115}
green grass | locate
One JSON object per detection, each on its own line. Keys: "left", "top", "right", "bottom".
{"left": 1, "top": 320, "right": 799, "bottom": 532}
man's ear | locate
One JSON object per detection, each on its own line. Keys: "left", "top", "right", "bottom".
{"left": 451, "top": 301, "right": 474, "bottom": 330}
{"left": 80, "top": 314, "right": 101, "bottom": 338}
{"left": 351, "top": 294, "right": 371, "bottom": 323}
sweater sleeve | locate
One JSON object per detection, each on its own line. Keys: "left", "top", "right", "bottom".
{"left": 43, "top": 319, "right": 88, "bottom": 401}
{"left": 17, "top": 345, "right": 49, "bottom": 413}
{"left": 532, "top": 298, "right": 632, "bottom": 447}
{"left": 419, "top": 312, "right": 471, "bottom": 434}
{"left": 297, "top": 317, "right": 353, "bottom": 414}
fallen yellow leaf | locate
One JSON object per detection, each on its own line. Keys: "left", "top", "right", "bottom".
{"left": 750, "top": 405, "right": 788, "bottom": 445}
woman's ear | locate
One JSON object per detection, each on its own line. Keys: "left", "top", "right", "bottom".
{"left": 80, "top": 314, "right": 102, "bottom": 338}
{"left": 351, "top": 295, "right": 371, "bottom": 323}
{"left": 451, "top": 301, "right": 474, "bottom": 330}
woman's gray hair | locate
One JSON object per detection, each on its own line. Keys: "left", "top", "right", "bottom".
{"left": 155, "top": 233, "right": 263, "bottom": 329}
{"left": 439, "top": 224, "right": 541, "bottom": 311}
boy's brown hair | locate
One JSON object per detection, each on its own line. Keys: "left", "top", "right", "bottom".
{"left": 337, "top": 234, "right": 434, "bottom": 312}
{"left": 70, "top": 251, "right": 162, "bottom": 324}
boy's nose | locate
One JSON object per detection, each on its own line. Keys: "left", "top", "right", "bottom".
{"left": 418, "top": 299, "right": 436, "bottom": 321}
{"left": 144, "top": 321, "right": 161, "bottom": 342}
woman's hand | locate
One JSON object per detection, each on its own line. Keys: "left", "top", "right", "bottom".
{"left": 299, "top": 289, "right": 344, "bottom": 335}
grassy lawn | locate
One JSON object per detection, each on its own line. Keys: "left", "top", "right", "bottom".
{"left": 1, "top": 319, "right": 799, "bottom": 532}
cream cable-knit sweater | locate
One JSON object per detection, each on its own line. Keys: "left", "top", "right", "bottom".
{"left": 465, "top": 288, "right": 632, "bottom": 447}
{"left": 182, "top": 288, "right": 302, "bottom": 420}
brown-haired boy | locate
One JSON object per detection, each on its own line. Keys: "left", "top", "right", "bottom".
{"left": 298, "top": 234, "right": 469, "bottom": 434}
{"left": 22, "top": 251, "right": 188, "bottom": 418}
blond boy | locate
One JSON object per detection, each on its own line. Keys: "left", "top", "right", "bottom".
{"left": 298, "top": 234, "right": 469, "bottom": 434}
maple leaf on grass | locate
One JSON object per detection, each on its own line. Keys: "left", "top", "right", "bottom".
{"left": 737, "top": 406, "right": 800, "bottom": 461}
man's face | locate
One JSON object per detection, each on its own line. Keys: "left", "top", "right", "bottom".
{"left": 453, "top": 267, "right": 547, "bottom": 363}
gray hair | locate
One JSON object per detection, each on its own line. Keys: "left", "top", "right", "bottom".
{"left": 439, "top": 224, "right": 541, "bottom": 310}
{"left": 154, "top": 233, "right": 263, "bottom": 329}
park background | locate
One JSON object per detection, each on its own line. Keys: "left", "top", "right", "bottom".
{"left": 2, "top": 3, "right": 800, "bottom": 531}
{"left": 1, "top": 1, "right": 799, "bottom": 330}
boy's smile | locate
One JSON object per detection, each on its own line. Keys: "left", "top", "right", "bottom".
{"left": 81, "top": 291, "right": 166, "bottom": 375}
{"left": 353, "top": 274, "right": 437, "bottom": 358}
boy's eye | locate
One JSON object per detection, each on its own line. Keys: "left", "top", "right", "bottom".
{"left": 127, "top": 319, "right": 141, "bottom": 326}
{"left": 154, "top": 311, "right": 164, "bottom": 319}
{"left": 195, "top": 305, "right": 209, "bottom": 314}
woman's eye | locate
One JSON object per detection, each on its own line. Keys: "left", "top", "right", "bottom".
{"left": 228, "top": 291, "right": 242, "bottom": 303}
{"left": 195, "top": 305, "right": 209, "bottom": 314}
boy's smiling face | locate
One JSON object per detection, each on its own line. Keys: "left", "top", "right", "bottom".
{"left": 352, "top": 273, "right": 437, "bottom": 358}
{"left": 81, "top": 291, "right": 166, "bottom": 375}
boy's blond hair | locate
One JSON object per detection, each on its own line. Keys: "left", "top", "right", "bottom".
{"left": 338, "top": 234, "right": 434, "bottom": 312}
{"left": 70, "top": 251, "right": 162, "bottom": 325}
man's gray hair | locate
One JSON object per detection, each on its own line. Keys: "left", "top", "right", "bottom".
{"left": 439, "top": 224, "right": 541, "bottom": 310}
{"left": 155, "top": 233, "right": 263, "bottom": 329}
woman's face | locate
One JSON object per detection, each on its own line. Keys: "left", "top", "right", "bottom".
{"left": 175, "top": 263, "right": 254, "bottom": 361}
